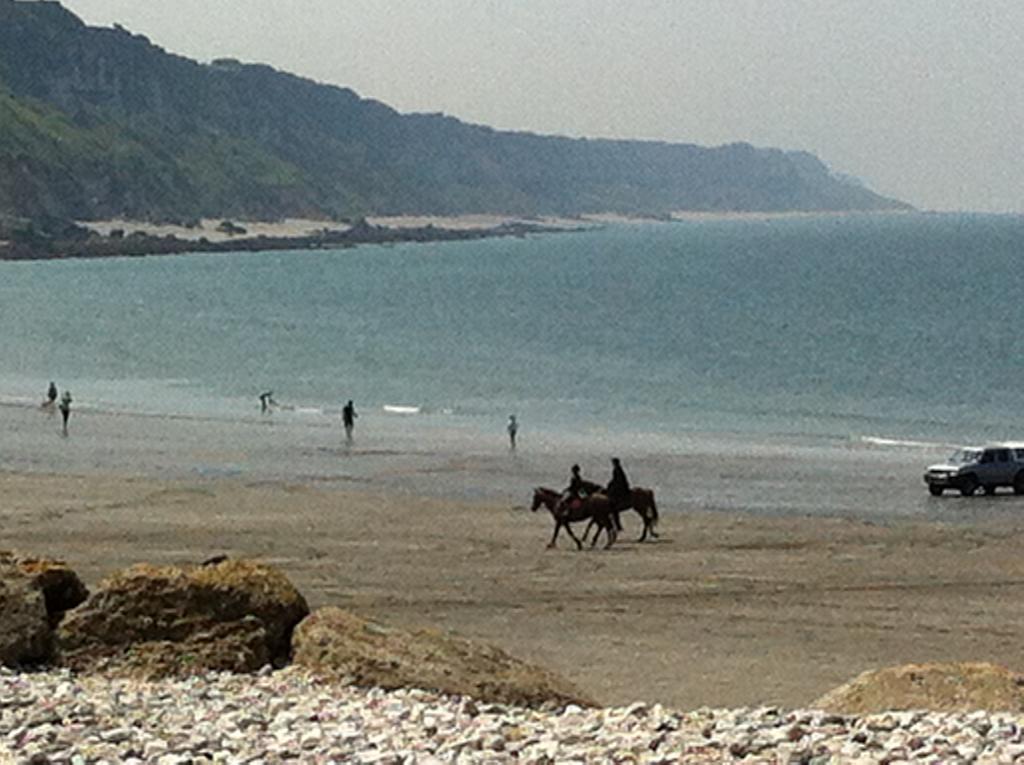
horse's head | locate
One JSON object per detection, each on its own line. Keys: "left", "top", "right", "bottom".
{"left": 530, "top": 488, "right": 544, "bottom": 512}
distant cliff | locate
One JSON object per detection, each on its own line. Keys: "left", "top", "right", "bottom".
{"left": 0, "top": 0, "right": 911, "bottom": 222}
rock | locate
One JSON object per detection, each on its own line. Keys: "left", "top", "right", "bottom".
{"left": 0, "top": 564, "right": 52, "bottom": 666}
{"left": 57, "top": 559, "right": 308, "bottom": 677}
{"left": 0, "top": 551, "right": 88, "bottom": 625}
{"left": 813, "top": 662, "right": 1024, "bottom": 714}
{"left": 291, "top": 606, "right": 595, "bottom": 709}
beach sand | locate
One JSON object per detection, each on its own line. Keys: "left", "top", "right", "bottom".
{"left": 5, "top": 452, "right": 1024, "bottom": 711}
{"left": 78, "top": 217, "right": 352, "bottom": 243}
{"left": 77, "top": 214, "right": 587, "bottom": 243}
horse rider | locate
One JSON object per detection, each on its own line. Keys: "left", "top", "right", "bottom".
{"left": 606, "top": 457, "right": 631, "bottom": 527}
{"left": 564, "top": 463, "right": 604, "bottom": 508}
{"left": 564, "top": 464, "right": 586, "bottom": 509}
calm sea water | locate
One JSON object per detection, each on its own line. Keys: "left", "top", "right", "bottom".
{"left": 2, "top": 213, "right": 1024, "bottom": 455}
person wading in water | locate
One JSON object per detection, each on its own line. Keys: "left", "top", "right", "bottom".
{"left": 58, "top": 390, "right": 72, "bottom": 436}
{"left": 259, "top": 391, "right": 276, "bottom": 414}
{"left": 342, "top": 400, "right": 357, "bottom": 442}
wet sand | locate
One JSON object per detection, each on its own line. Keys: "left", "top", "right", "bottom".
{"left": 5, "top": 404, "right": 1024, "bottom": 710}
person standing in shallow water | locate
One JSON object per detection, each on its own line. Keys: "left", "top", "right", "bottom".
{"left": 42, "top": 381, "right": 58, "bottom": 415}
{"left": 342, "top": 400, "right": 357, "bottom": 441}
{"left": 58, "top": 390, "right": 72, "bottom": 436}
{"left": 259, "top": 391, "right": 276, "bottom": 414}
{"left": 507, "top": 414, "right": 518, "bottom": 450}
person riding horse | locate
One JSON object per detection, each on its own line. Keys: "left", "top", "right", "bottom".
{"left": 607, "top": 457, "right": 631, "bottom": 512}
{"left": 564, "top": 464, "right": 603, "bottom": 510}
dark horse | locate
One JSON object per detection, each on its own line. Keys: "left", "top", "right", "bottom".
{"left": 530, "top": 487, "right": 617, "bottom": 549}
{"left": 582, "top": 486, "right": 660, "bottom": 543}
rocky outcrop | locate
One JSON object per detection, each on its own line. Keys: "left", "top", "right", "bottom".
{"left": 813, "top": 662, "right": 1024, "bottom": 714}
{"left": 291, "top": 606, "right": 594, "bottom": 710}
{"left": 0, "top": 567, "right": 51, "bottom": 666}
{"left": 57, "top": 559, "right": 309, "bottom": 678}
{"left": 0, "top": 551, "right": 89, "bottom": 624}
{"left": 0, "top": 551, "right": 88, "bottom": 666}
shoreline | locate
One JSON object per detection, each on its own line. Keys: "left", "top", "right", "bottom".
{"left": 0, "top": 216, "right": 577, "bottom": 262}
{"left": 0, "top": 397, "right": 965, "bottom": 522}
{"left": 0, "top": 208, "right": 922, "bottom": 262}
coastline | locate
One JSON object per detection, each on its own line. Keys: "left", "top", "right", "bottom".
{"left": 0, "top": 216, "right": 578, "bottom": 262}
{"left": 0, "top": 208, "right": 917, "bottom": 262}
{"left": 5, "top": 401, "right": 1024, "bottom": 711}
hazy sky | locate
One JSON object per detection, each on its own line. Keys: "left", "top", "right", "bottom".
{"left": 60, "top": 1, "right": 1024, "bottom": 213}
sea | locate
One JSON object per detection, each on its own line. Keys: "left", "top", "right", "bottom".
{"left": 2, "top": 212, "right": 1024, "bottom": 513}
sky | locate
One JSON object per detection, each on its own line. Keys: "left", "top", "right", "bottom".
{"left": 59, "top": 1, "right": 1024, "bottom": 213}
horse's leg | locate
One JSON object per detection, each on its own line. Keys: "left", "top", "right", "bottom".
{"left": 564, "top": 522, "right": 583, "bottom": 551}
{"left": 548, "top": 520, "right": 562, "bottom": 549}
{"left": 613, "top": 509, "right": 623, "bottom": 531}
{"left": 647, "top": 495, "right": 660, "bottom": 538}
{"left": 581, "top": 518, "right": 595, "bottom": 542}
{"left": 605, "top": 517, "right": 617, "bottom": 549}
{"left": 627, "top": 506, "right": 647, "bottom": 542}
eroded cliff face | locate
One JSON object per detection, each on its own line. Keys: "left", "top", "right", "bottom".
{"left": 0, "top": 0, "right": 911, "bottom": 222}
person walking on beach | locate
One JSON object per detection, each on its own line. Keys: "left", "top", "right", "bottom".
{"left": 507, "top": 414, "right": 518, "bottom": 450}
{"left": 342, "top": 400, "right": 357, "bottom": 441}
{"left": 58, "top": 390, "right": 72, "bottom": 436}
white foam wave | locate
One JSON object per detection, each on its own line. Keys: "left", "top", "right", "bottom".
{"left": 0, "top": 394, "right": 47, "bottom": 408}
{"left": 383, "top": 404, "right": 421, "bottom": 415}
{"left": 860, "top": 435, "right": 949, "bottom": 450}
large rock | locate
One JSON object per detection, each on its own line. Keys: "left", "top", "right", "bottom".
{"left": 0, "top": 551, "right": 88, "bottom": 624}
{"left": 57, "top": 559, "right": 308, "bottom": 677}
{"left": 813, "top": 662, "right": 1024, "bottom": 714}
{"left": 0, "top": 564, "right": 51, "bottom": 666}
{"left": 291, "top": 607, "right": 595, "bottom": 709}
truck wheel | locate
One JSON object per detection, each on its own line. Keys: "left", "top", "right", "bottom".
{"left": 928, "top": 485, "right": 943, "bottom": 497}
{"left": 1014, "top": 472, "right": 1024, "bottom": 495}
{"left": 960, "top": 476, "right": 978, "bottom": 496}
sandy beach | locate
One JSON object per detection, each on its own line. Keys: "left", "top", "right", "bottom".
{"left": 76, "top": 214, "right": 588, "bottom": 244}
{"left": 5, "top": 402, "right": 1024, "bottom": 712}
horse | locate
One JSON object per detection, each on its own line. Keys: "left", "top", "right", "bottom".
{"left": 530, "top": 487, "right": 618, "bottom": 550}
{"left": 581, "top": 486, "right": 660, "bottom": 543}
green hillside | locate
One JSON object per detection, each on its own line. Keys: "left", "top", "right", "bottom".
{"left": 0, "top": 0, "right": 910, "bottom": 222}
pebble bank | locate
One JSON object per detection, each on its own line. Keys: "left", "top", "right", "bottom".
{"left": 4, "top": 667, "right": 1024, "bottom": 764}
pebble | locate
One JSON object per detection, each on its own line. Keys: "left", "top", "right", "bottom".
{"left": 4, "top": 667, "right": 1024, "bottom": 763}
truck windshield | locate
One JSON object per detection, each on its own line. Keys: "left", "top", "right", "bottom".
{"left": 950, "top": 449, "right": 982, "bottom": 463}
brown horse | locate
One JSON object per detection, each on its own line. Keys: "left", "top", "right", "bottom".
{"left": 530, "top": 487, "right": 617, "bottom": 550}
{"left": 582, "top": 486, "right": 660, "bottom": 542}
